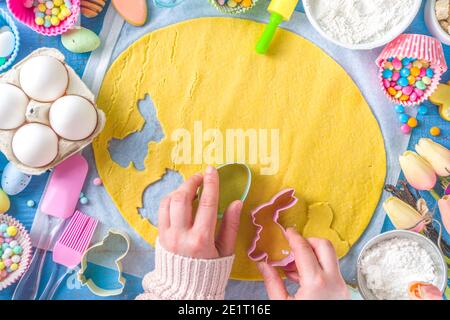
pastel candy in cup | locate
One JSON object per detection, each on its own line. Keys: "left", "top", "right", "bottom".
{"left": 376, "top": 34, "right": 447, "bottom": 106}
{"left": 7, "top": 0, "right": 80, "bottom": 36}
{"left": 381, "top": 57, "right": 435, "bottom": 105}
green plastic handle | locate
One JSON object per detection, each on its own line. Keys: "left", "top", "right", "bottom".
{"left": 255, "top": 12, "right": 283, "bottom": 54}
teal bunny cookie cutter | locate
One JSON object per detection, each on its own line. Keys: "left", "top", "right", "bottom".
{"left": 77, "top": 229, "right": 130, "bottom": 297}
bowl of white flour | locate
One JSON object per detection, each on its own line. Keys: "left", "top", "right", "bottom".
{"left": 357, "top": 230, "right": 447, "bottom": 300}
{"left": 303, "top": 0, "right": 423, "bottom": 50}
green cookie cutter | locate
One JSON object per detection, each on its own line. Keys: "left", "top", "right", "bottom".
{"left": 199, "top": 163, "right": 252, "bottom": 219}
{"left": 77, "top": 229, "right": 130, "bottom": 297}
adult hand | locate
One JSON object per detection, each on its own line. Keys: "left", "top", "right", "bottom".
{"left": 258, "top": 228, "right": 350, "bottom": 300}
{"left": 158, "top": 166, "right": 243, "bottom": 259}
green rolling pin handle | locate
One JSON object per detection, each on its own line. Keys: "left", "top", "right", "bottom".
{"left": 255, "top": 12, "right": 284, "bottom": 54}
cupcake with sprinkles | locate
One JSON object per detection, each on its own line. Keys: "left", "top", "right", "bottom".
{"left": 376, "top": 34, "right": 447, "bottom": 106}
{"left": 0, "top": 214, "right": 31, "bottom": 291}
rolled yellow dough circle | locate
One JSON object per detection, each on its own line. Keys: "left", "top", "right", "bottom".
{"left": 94, "top": 17, "right": 386, "bottom": 280}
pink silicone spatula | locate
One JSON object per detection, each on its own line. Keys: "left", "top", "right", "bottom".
{"left": 12, "top": 154, "right": 88, "bottom": 300}
{"left": 39, "top": 210, "right": 98, "bottom": 300}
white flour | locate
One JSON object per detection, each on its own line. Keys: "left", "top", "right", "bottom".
{"left": 360, "top": 237, "right": 439, "bottom": 300}
{"left": 310, "top": 0, "right": 415, "bottom": 45}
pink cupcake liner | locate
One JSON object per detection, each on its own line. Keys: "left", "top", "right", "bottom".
{"left": 0, "top": 214, "right": 32, "bottom": 291}
{"left": 247, "top": 189, "right": 297, "bottom": 267}
{"left": 376, "top": 34, "right": 448, "bottom": 107}
{"left": 7, "top": 0, "right": 80, "bottom": 36}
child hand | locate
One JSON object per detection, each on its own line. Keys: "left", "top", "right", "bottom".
{"left": 258, "top": 228, "right": 350, "bottom": 300}
{"left": 158, "top": 166, "right": 243, "bottom": 259}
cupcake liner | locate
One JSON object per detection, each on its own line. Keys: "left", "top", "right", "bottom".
{"left": 0, "top": 214, "right": 32, "bottom": 291}
{"left": 7, "top": 0, "right": 80, "bottom": 36}
{"left": 208, "top": 0, "right": 258, "bottom": 15}
{"left": 0, "top": 9, "right": 20, "bottom": 74}
{"left": 376, "top": 34, "right": 448, "bottom": 107}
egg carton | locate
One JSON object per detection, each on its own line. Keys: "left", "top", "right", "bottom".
{"left": 0, "top": 48, "right": 106, "bottom": 175}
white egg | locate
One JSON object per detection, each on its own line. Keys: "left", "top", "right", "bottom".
{"left": 0, "top": 29, "right": 15, "bottom": 58}
{"left": 49, "top": 95, "right": 98, "bottom": 141}
{"left": 0, "top": 83, "right": 28, "bottom": 129}
{"left": 19, "top": 55, "right": 69, "bottom": 102}
{"left": 12, "top": 123, "right": 58, "bottom": 168}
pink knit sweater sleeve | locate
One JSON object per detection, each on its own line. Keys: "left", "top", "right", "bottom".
{"left": 136, "top": 239, "right": 234, "bottom": 300}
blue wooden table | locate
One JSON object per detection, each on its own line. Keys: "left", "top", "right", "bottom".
{"left": 0, "top": 0, "right": 448, "bottom": 300}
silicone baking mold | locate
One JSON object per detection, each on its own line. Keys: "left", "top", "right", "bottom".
{"left": 0, "top": 9, "right": 20, "bottom": 73}
{"left": 7, "top": 0, "right": 80, "bottom": 36}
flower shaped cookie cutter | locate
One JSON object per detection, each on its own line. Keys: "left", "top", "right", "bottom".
{"left": 248, "top": 188, "right": 297, "bottom": 267}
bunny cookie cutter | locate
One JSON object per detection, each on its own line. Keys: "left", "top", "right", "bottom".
{"left": 247, "top": 188, "right": 297, "bottom": 267}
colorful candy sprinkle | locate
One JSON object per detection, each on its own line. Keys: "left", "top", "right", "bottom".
{"left": 80, "top": 196, "right": 88, "bottom": 205}
{"left": 430, "top": 127, "right": 441, "bottom": 136}
{"left": 381, "top": 57, "right": 435, "bottom": 104}
{"left": 399, "top": 113, "right": 409, "bottom": 123}
{"left": 418, "top": 105, "right": 428, "bottom": 115}
{"left": 93, "top": 177, "right": 102, "bottom": 186}
{"left": 407, "top": 117, "right": 418, "bottom": 128}
{"left": 0, "top": 221, "right": 24, "bottom": 281}
{"left": 394, "top": 105, "right": 405, "bottom": 113}
{"left": 26, "top": 200, "right": 35, "bottom": 208}
{"left": 400, "top": 124, "right": 411, "bottom": 134}
{"left": 32, "top": 0, "right": 72, "bottom": 28}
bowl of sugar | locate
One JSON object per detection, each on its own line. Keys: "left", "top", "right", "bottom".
{"left": 357, "top": 230, "right": 447, "bottom": 300}
{"left": 303, "top": 0, "right": 423, "bottom": 50}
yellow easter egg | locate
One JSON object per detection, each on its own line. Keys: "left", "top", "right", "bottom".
{"left": 94, "top": 18, "right": 386, "bottom": 280}
{"left": 0, "top": 189, "right": 10, "bottom": 214}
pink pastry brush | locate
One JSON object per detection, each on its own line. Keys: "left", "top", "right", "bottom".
{"left": 39, "top": 210, "right": 98, "bottom": 300}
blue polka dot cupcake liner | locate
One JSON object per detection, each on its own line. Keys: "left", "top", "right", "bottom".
{"left": 0, "top": 9, "right": 20, "bottom": 74}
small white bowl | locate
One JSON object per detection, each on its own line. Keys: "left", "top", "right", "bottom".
{"left": 303, "top": 0, "right": 423, "bottom": 50}
{"left": 357, "top": 230, "right": 447, "bottom": 300}
{"left": 425, "top": 0, "right": 450, "bottom": 45}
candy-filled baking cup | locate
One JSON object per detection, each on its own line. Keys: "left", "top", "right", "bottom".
{"left": 208, "top": 0, "right": 258, "bottom": 14}
{"left": 7, "top": 0, "right": 80, "bottom": 36}
{"left": 0, "top": 214, "right": 32, "bottom": 291}
{"left": 376, "top": 34, "right": 447, "bottom": 106}
{"left": 0, "top": 9, "right": 20, "bottom": 73}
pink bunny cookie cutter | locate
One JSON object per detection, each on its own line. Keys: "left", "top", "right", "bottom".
{"left": 248, "top": 188, "right": 297, "bottom": 267}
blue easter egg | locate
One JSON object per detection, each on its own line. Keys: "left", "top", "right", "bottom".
{"left": 1, "top": 162, "right": 32, "bottom": 196}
